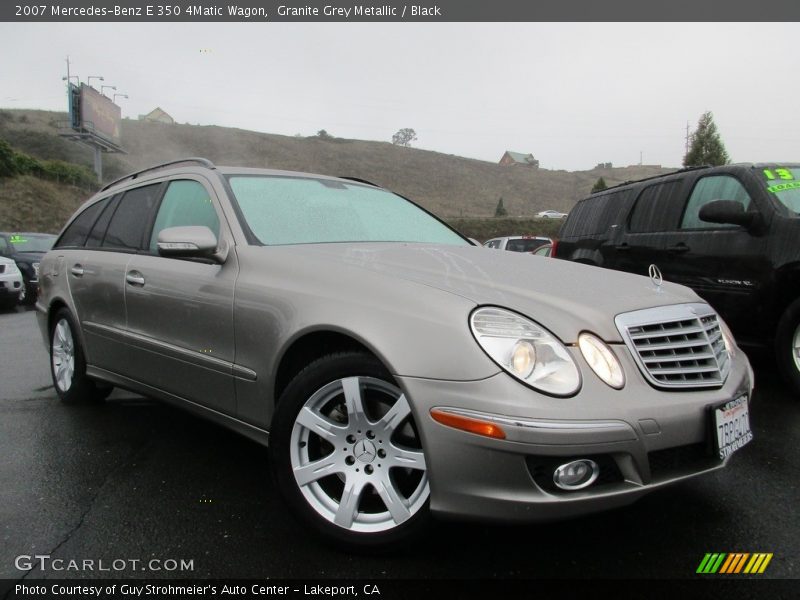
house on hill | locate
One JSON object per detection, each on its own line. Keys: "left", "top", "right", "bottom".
{"left": 499, "top": 151, "right": 539, "bottom": 168}
{"left": 138, "top": 107, "right": 175, "bottom": 124}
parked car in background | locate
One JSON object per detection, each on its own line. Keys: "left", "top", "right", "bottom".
{"left": 536, "top": 210, "right": 568, "bottom": 219}
{"left": 532, "top": 243, "right": 554, "bottom": 257}
{"left": 0, "top": 232, "right": 57, "bottom": 305}
{"left": 556, "top": 162, "right": 800, "bottom": 393}
{"left": 37, "top": 158, "right": 753, "bottom": 549}
{"left": 484, "top": 235, "right": 552, "bottom": 252}
{"left": 0, "top": 256, "right": 23, "bottom": 310}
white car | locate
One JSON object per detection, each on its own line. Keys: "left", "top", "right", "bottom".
{"left": 483, "top": 235, "right": 552, "bottom": 253}
{"left": 536, "top": 210, "right": 568, "bottom": 219}
{"left": 0, "top": 256, "right": 23, "bottom": 310}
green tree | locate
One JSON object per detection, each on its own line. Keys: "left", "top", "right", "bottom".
{"left": 494, "top": 197, "right": 507, "bottom": 217}
{"left": 684, "top": 111, "right": 730, "bottom": 167}
{"left": 591, "top": 177, "right": 608, "bottom": 193}
{"left": 316, "top": 129, "right": 332, "bottom": 139}
{"left": 0, "top": 138, "right": 17, "bottom": 177}
{"left": 392, "top": 128, "right": 417, "bottom": 147}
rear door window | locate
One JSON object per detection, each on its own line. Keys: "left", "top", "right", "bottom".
{"left": 681, "top": 175, "right": 753, "bottom": 229}
{"left": 102, "top": 184, "right": 162, "bottom": 251}
{"left": 54, "top": 198, "right": 109, "bottom": 248}
{"left": 628, "top": 181, "right": 685, "bottom": 233}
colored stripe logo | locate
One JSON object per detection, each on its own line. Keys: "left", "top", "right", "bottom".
{"left": 697, "top": 553, "right": 773, "bottom": 574}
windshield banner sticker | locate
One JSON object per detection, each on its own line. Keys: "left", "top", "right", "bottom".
{"left": 766, "top": 181, "right": 800, "bottom": 194}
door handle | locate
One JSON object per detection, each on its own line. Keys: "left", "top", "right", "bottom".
{"left": 614, "top": 244, "right": 630, "bottom": 252}
{"left": 667, "top": 243, "right": 690, "bottom": 254}
{"left": 70, "top": 265, "right": 84, "bottom": 277}
{"left": 125, "top": 271, "right": 145, "bottom": 286}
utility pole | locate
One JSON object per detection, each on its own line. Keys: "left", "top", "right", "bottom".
{"left": 685, "top": 121, "right": 691, "bottom": 157}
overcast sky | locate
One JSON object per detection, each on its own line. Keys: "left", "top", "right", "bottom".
{"left": 1, "top": 22, "right": 797, "bottom": 170}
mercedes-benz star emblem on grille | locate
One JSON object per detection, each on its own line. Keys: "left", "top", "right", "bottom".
{"left": 648, "top": 264, "right": 663, "bottom": 289}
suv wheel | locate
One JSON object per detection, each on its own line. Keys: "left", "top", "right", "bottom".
{"left": 270, "top": 352, "right": 430, "bottom": 549}
{"left": 776, "top": 298, "right": 800, "bottom": 395}
{"left": 50, "top": 308, "right": 112, "bottom": 403}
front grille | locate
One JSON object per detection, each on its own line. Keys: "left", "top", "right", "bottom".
{"left": 616, "top": 303, "right": 730, "bottom": 389}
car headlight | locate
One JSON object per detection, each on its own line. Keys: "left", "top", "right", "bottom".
{"left": 718, "top": 316, "right": 736, "bottom": 360}
{"left": 470, "top": 307, "right": 581, "bottom": 396}
{"left": 578, "top": 332, "right": 625, "bottom": 389}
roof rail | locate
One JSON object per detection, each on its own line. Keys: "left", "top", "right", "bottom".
{"left": 339, "top": 176, "right": 379, "bottom": 187}
{"left": 101, "top": 157, "right": 216, "bottom": 192}
{"left": 591, "top": 165, "right": 711, "bottom": 195}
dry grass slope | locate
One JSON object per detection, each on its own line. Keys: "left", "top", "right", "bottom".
{"left": 0, "top": 108, "right": 676, "bottom": 235}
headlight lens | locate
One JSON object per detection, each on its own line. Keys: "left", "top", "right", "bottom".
{"left": 470, "top": 307, "right": 580, "bottom": 396}
{"left": 718, "top": 316, "right": 737, "bottom": 360}
{"left": 578, "top": 332, "right": 625, "bottom": 389}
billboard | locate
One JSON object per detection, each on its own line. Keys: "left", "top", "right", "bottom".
{"left": 67, "top": 83, "right": 122, "bottom": 146}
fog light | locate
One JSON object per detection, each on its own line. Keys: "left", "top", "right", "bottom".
{"left": 553, "top": 459, "right": 600, "bottom": 490}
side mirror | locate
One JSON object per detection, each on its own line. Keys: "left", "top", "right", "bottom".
{"left": 699, "top": 200, "right": 760, "bottom": 230}
{"left": 157, "top": 226, "right": 227, "bottom": 263}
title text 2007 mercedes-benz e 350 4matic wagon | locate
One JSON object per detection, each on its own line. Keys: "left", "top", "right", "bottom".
{"left": 36, "top": 158, "right": 754, "bottom": 548}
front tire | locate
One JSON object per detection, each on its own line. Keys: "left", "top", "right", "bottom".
{"left": 50, "top": 308, "right": 111, "bottom": 403}
{"left": 776, "top": 298, "right": 800, "bottom": 395}
{"left": 270, "top": 352, "right": 430, "bottom": 549}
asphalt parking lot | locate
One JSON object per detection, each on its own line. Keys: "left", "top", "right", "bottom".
{"left": 1, "top": 308, "right": 797, "bottom": 581}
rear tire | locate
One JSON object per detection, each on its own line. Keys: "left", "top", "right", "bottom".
{"left": 49, "top": 308, "right": 111, "bottom": 403}
{"left": 776, "top": 298, "right": 800, "bottom": 395}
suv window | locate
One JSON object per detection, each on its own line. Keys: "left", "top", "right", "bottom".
{"left": 54, "top": 198, "right": 109, "bottom": 248}
{"left": 681, "top": 175, "right": 753, "bottom": 229}
{"left": 628, "top": 181, "right": 684, "bottom": 233}
{"left": 103, "top": 184, "right": 162, "bottom": 251}
{"left": 561, "top": 189, "right": 632, "bottom": 237}
{"left": 149, "top": 180, "right": 220, "bottom": 252}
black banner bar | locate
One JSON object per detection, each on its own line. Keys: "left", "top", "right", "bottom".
{"left": 3, "top": 0, "right": 800, "bottom": 22}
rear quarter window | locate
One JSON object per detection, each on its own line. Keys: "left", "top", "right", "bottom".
{"left": 561, "top": 189, "right": 633, "bottom": 237}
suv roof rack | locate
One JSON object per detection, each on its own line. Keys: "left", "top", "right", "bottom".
{"left": 101, "top": 157, "right": 216, "bottom": 192}
{"left": 592, "top": 165, "right": 712, "bottom": 195}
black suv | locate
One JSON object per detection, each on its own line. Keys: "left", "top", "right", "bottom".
{"left": 556, "top": 163, "right": 800, "bottom": 393}
{"left": 0, "top": 232, "right": 56, "bottom": 305}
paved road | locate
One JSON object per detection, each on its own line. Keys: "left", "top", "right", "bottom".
{"left": 1, "top": 308, "right": 797, "bottom": 580}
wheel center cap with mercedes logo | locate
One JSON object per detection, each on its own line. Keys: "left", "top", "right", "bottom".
{"left": 353, "top": 439, "right": 377, "bottom": 463}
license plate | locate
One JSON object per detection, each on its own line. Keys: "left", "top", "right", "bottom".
{"left": 714, "top": 395, "right": 753, "bottom": 460}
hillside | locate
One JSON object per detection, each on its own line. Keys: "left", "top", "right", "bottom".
{"left": 0, "top": 108, "right": 675, "bottom": 221}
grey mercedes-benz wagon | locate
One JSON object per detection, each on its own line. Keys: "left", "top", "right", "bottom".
{"left": 37, "top": 158, "right": 754, "bottom": 548}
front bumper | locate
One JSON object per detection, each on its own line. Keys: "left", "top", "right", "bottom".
{"left": 0, "top": 272, "right": 23, "bottom": 304}
{"left": 398, "top": 346, "right": 752, "bottom": 522}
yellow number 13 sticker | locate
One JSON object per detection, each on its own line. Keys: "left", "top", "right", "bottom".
{"left": 764, "top": 168, "right": 794, "bottom": 180}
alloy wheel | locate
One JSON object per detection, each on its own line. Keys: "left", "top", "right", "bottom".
{"left": 289, "top": 376, "right": 429, "bottom": 533}
{"left": 52, "top": 318, "right": 75, "bottom": 392}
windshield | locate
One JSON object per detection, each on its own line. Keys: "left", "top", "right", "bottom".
{"left": 760, "top": 167, "right": 800, "bottom": 215}
{"left": 228, "top": 176, "right": 468, "bottom": 246}
{"left": 506, "top": 238, "right": 548, "bottom": 252}
{"left": 6, "top": 233, "right": 56, "bottom": 252}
